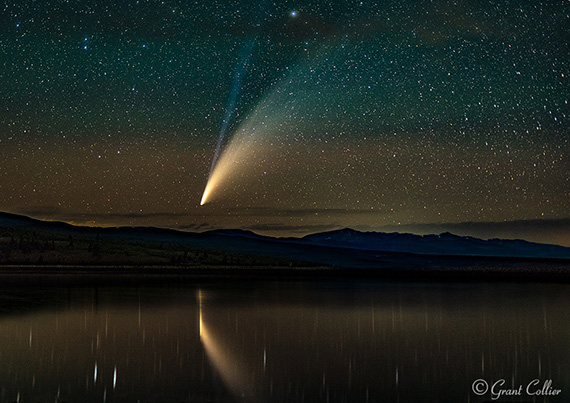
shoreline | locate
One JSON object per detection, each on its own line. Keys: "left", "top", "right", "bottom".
{"left": 0, "top": 262, "right": 569, "bottom": 284}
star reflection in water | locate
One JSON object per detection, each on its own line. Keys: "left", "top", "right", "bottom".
{"left": 0, "top": 281, "right": 567, "bottom": 402}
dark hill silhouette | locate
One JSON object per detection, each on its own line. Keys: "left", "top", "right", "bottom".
{"left": 0, "top": 212, "right": 569, "bottom": 270}
{"left": 300, "top": 228, "right": 570, "bottom": 259}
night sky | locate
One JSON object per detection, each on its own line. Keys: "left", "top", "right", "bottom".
{"left": 1, "top": 0, "right": 569, "bottom": 246}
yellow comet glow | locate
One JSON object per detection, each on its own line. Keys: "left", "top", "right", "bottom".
{"left": 199, "top": 160, "right": 227, "bottom": 206}
{"left": 199, "top": 126, "right": 260, "bottom": 205}
{"left": 197, "top": 289, "right": 254, "bottom": 397}
{"left": 199, "top": 53, "right": 328, "bottom": 205}
{"left": 200, "top": 186, "right": 210, "bottom": 205}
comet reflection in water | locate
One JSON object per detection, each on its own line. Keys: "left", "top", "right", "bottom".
{"left": 0, "top": 282, "right": 568, "bottom": 402}
{"left": 198, "top": 289, "right": 257, "bottom": 398}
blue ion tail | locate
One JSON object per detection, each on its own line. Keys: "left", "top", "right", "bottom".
{"left": 202, "top": 38, "right": 256, "bottom": 205}
{"left": 209, "top": 38, "right": 256, "bottom": 175}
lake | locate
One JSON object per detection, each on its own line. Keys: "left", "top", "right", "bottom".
{"left": 0, "top": 276, "right": 568, "bottom": 402}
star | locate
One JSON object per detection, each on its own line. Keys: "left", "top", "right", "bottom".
{"left": 0, "top": 0, "right": 567, "bottom": 246}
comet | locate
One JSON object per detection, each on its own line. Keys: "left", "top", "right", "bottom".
{"left": 200, "top": 46, "right": 346, "bottom": 205}
{"left": 200, "top": 187, "right": 209, "bottom": 206}
{"left": 201, "top": 39, "right": 256, "bottom": 205}
{"left": 200, "top": 124, "right": 259, "bottom": 205}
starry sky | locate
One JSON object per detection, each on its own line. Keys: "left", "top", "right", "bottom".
{"left": 1, "top": 0, "right": 569, "bottom": 246}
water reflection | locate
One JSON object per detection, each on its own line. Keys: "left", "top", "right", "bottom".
{"left": 199, "top": 289, "right": 257, "bottom": 399}
{"left": 0, "top": 280, "right": 568, "bottom": 402}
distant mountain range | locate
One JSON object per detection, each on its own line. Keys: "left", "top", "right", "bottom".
{"left": 299, "top": 228, "right": 570, "bottom": 259}
{"left": 0, "top": 211, "right": 569, "bottom": 270}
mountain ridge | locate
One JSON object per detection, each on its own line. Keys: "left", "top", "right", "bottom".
{"left": 298, "top": 227, "right": 570, "bottom": 259}
{"left": 1, "top": 212, "right": 569, "bottom": 267}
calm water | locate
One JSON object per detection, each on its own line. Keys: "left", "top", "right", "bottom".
{"left": 0, "top": 278, "right": 568, "bottom": 402}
